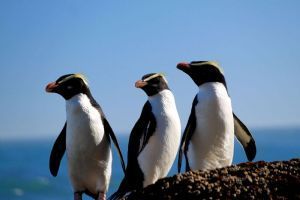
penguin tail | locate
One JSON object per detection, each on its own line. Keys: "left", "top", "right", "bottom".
{"left": 108, "top": 190, "right": 126, "bottom": 200}
{"left": 108, "top": 191, "right": 127, "bottom": 200}
{"left": 108, "top": 179, "right": 131, "bottom": 200}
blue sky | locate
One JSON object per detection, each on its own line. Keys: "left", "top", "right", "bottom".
{"left": 0, "top": 1, "right": 299, "bottom": 139}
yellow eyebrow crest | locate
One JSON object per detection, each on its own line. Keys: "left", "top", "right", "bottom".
{"left": 192, "top": 61, "right": 224, "bottom": 74}
{"left": 58, "top": 74, "right": 89, "bottom": 86}
{"left": 143, "top": 73, "right": 167, "bottom": 83}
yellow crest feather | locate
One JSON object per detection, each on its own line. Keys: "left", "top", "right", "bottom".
{"left": 193, "top": 61, "right": 224, "bottom": 74}
{"left": 58, "top": 73, "right": 89, "bottom": 86}
{"left": 143, "top": 73, "right": 168, "bottom": 83}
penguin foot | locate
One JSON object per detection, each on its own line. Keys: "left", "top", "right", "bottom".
{"left": 97, "top": 192, "right": 106, "bottom": 200}
{"left": 74, "top": 192, "right": 82, "bottom": 200}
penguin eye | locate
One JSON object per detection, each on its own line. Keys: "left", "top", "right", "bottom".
{"left": 67, "top": 85, "right": 73, "bottom": 90}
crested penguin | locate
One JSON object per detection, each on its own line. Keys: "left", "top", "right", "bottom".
{"left": 45, "top": 74, "right": 125, "bottom": 200}
{"left": 109, "top": 73, "right": 181, "bottom": 200}
{"left": 177, "top": 61, "right": 256, "bottom": 172}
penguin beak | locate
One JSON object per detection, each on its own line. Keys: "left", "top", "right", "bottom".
{"left": 135, "top": 80, "right": 148, "bottom": 88}
{"left": 177, "top": 62, "right": 191, "bottom": 73}
{"left": 45, "top": 82, "right": 59, "bottom": 93}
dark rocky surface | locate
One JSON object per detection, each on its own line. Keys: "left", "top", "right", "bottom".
{"left": 125, "top": 159, "right": 300, "bottom": 200}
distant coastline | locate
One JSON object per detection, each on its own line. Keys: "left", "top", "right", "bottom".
{"left": 1, "top": 126, "right": 300, "bottom": 141}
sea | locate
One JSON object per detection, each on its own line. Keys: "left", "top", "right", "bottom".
{"left": 0, "top": 128, "right": 299, "bottom": 200}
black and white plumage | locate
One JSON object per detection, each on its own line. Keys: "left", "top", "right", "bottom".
{"left": 177, "top": 61, "right": 256, "bottom": 172}
{"left": 46, "top": 74, "right": 125, "bottom": 200}
{"left": 109, "top": 73, "right": 181, "bottom": 200}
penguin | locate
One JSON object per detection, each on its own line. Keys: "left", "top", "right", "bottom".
{"left": 177, "top": 61, "right": 256, "bottom": 172}
{"left": 45, "top": 74, "right": 125, "bottom": 200}
{"left": 109, "top": 73, "right": 181, "bottom": 200}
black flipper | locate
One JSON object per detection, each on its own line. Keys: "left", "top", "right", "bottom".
{"left": 89, "top": 95, "right": 126, "bottom": 174}
{"left": 233, "top": 113, "right": 256, "bottom": 161}
{"left": 178, "top": 96, "right": 198, "bottom": 173}
{"left": 102, "top": 117, "right": 126, "bottom": 173}
{"left": 109, "top": 101, "right": 156, "bottom": 200}
{"left": 49, "top": 123, "right": 66, "bottom": 177}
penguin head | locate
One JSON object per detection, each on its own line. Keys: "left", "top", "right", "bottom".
{"left": 135, "top": 73, "right": 169, "bottom": 96}
{"left": 45, "top": 74, "right": 90, "bottom": 100}
{"left": 177, "top": 61, "right": 227, "bottom": 88}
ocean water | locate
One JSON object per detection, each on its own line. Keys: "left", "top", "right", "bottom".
{"left": 0, "top": 128, "right": 299, "bottom": 200}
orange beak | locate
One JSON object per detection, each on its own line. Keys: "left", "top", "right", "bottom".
{"left": 176, "top": 62, "right": 190, "bottom": 70}
{"left": 135, "top": 80, "right": 148, "bottom": 88}
{"left": 45, "top": 82, "right": 58, "bottom": 93}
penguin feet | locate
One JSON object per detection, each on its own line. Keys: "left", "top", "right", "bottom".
{"left": 74, "top": 192, "right": 82, "bottom": 200}
{"left": 97, "top": 192, "right": 106, "bottom": 200}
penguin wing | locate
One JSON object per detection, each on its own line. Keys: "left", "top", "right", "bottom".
{"left": 109, "top": 101, "right": 155, "bottom": 200}
{"left": 130, "top": 101, "right": 156, "bottom": 156}
{"left": 178, "top": 96, "right": 198, "bottom": 173}
{"left": 49, "top": 122, "right": 66, "bottom": 177}
{"left": 88, "top": 97, "right": 126, "bottom": 173}
{"left": 233, "top": 113, "right": 256, "bottom": 161}
{"left": 102, "top": 117, "right": 126, "bottom": 173}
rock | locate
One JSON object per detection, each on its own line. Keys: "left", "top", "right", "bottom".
{"left": 124, "top": 159, "right": 300, "bottom": 200}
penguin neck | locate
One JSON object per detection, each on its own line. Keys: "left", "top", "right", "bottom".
{"left": 197, "top": 78, "right": 228, "bottom": 91}
{"left": 66, "top": 93, "right": 91, "bottom": 114}
{"left": 148, "top": 89, "right": 169, "bottom": 100}
{"left": 198, "top": 82, "right": 229, "bottom": 96}
{"left": 147, "top": 89, "right": 174, "bottom": 109}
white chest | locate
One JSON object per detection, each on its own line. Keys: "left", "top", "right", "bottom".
{"left": 188, "top": 82, "right": 234, "bottom": 170}
{"left": 66, "top": 94, "right": 105, "bottom": 149}
{"left": 149, "top": 90, "right": 181, "bottom": 140}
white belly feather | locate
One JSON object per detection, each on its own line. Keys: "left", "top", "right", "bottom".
{"left": 137, "top": 90, "right": 181, "bottom": 187}
{"left": 188, "top": 82, "right": 234, "bottom": 170}
{"left": 66, "top": 94, "right": 112, "bottom": 193}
